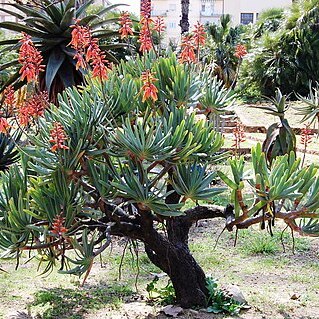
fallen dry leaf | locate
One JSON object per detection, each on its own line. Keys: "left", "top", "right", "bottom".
{"left": 162, "top": 305, "right": 183, "bottom": 317}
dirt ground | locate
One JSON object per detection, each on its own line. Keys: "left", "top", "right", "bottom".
{"left": 235, "top": 102, "right": 309, "bottom": 130}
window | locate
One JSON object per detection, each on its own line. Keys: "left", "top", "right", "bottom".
{"left": 168, "top": 22, "right": 177, "bottom": 29}
{"left": 201, "top": 4, "right": 205, "bottom": 12}
{"left": 240, "top": 13, "right": 253, "bottom": 25}
{"left": 169, "top": 4, "right": 176, "bottom": 11}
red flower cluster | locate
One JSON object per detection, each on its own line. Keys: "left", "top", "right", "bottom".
{"left": 0, "top": 117, "right": 10, "bottom": 134}
{"left": 86, "top": 38, "right": 111, "bottom": 80}
{"left": 301, "top": 124, "right": 313, "bottom": 147}
{"left": 178, "top": 22, "right": 206, "bottom": 64}
{"left": 154, "top": 16, "right": 166, "bottom": 34}
{"left": 119, "top": 12, "right": 134, "bottom": 39}
{"left": 234, "top": 44, "right": 247, "bottom": 59}
{"left": 141, "top": 70, "right": 158, "bottom": 102}
{"left": 179, "top": 35, "right": 196, "bottom": 63}
{"left": 70, "top": 23, "right": 91, "bottom": 52}
{"left": 69, "top": 21, "right": 110, "bottom": 80}
{"left": 3, "top": 85, "right": 16, "bottom": 115}
{"left": 3, "top": 85, "right": 16, "bottom": 108}
{"left": 192, "top": 22, "right": 206, "bottom": 48}
{"left": 141, "top": 0, "right": 151, "bottom": 19}
{"left": 232, "top": 121, "right": 246, "bottom": 150}
{"left": 18, "top": 91, "right": 49, "bottom": 126}
{"left": 139, "top": 18, "right": 153, "bottom": 53}
{"left": 51, "top": 213, "right": 68, "bottom": 236}
{"left": 18, "top": 32, "right": 45, "bottom": 82}
{"left": 49, "top": 122, "right": 69, "bottom": 152}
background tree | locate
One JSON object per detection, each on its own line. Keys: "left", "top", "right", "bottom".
{"left": 240, "top": 0, "right": 319, "bottom": 97}
{"left": 205, "top": 15, "right": 246, "bottom": 88}
{"left": 180, "top": 0, "right": 190, "bottom": 34}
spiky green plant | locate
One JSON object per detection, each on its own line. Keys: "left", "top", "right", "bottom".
{"left": 255, "top": 89, "right": 296, "bottom": 165}
{"left": 0, "top": 131, "right": 20, "bottom": 171}
{"left": 295, "top": 81, "right": 319, "bottom": 132}
{"left": 219, "top": 143, "right": 319, "bottom": 236}
{"left": 206, "top": 14, "right": 245, "bottom": 88}
{"left": 0, "top": 0, "right": 127, "bottom": 100}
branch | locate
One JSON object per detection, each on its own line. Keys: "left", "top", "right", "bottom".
{"left": 181, "top": 204, "right": 233, "bottom": 224}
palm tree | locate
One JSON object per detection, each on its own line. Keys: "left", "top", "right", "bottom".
{"left": 180, "top": 0, "right": 190, "bottom": 34}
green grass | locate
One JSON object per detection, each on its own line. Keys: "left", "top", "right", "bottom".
{"left": 31, "top": 283, "right": 133, "bottom": 319}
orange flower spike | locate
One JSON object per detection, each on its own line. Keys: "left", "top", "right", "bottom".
{"left": 86, "top": 38, "right": 110, "bottom": 80}
{"left": 18, "top": 91, "right": 49, "bottom": 126}
{"left": 0, "top": 117, "right": 10, "bottom": 134}
{"left": 3, "top": 86, "right": 16, "bottom": 108}
{"left": 119, "top": 11, "right": 134, "bottom": 39}
{"left": 69, "top": 21, "right": 92, "bottom": 70}
{"left": 18, "top": 32, "right": 45, "bottom": 82}
{"left": 3, "top": 85, "right": 16, "bottom": 115}
{"left": 234, "top": 44, "right": 247, "bottom": 59}
{"left": 179, "top": 35, "right": 196, "bottom": 63}
{"left": 27, "top": 91, "right": 49, "bottom": 118}
{"left": 301, "top": 124, "right": 313, "bottom": 146}
{"left": 51, "top": 213, "right": 68, "bottom": 236}
{"left": 140, "top": 0, "right": 151, "bottom": 19}
{"left": 69, "top": 23, "right": 91, "bottom": 51}
{"left": 85, "top": 38, "right": 104, "bottom": 62}
{"left": 141, "top": 70, "right": 158, "bottom": 102}
{"left": 154, "top": 16, "right": 166, "bottom": 33}
{"left": 192, "top": 22, "right": 206, "bottom": 47}
{"left": 49, "top": 122, "right": 69, "bottom": 152}
{"left": 139, "top": 19, "right": 153, "bottom": 53}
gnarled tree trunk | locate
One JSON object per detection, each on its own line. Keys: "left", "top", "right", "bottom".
{"left": 141, "top": 205, "right": 231, "bottom": 307}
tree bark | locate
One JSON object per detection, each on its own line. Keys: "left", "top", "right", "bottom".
{"left": 142, "top": 205, "right": 229, "bottom": 307}
{"left": 105, "top": 202, "right": 229, "bottom": 308}
{"left": 180, "top": 0, "right": 190, "bottom": 34}
{"left": 144, "top": 226, "right": 208, "bottom": 308}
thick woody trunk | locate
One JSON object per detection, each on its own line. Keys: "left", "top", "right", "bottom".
{"left": 107, "top": 198, "right": 229, "bottom": 308}
{"left": 144, "top": 218, "right": 208, "bottom": 308}
{"left": 180, "top": 0, "right": 190, "bottom": 34}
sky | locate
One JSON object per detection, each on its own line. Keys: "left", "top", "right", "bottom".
{"left": 110, "top": 0, "right": 140, "bottom": 15}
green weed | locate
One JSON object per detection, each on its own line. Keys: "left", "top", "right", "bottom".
{"left": 146, "top": 276, "right": 175, "bottom": 305}
{"left": 206, "top": 277, "right": 246, "bottom": 315}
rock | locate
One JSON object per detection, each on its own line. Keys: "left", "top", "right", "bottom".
{"left": 162, "top": 305, "right": 184, "bottom": 317}
{"left": 197, "top": 221, "right": 208, "bottom": 228}
{"left": 290, "top": 293, "right": 301, "bottom": 300}
{"left": 188, "top": 309, "right": 199, "bottom": 315}
{"left": 5, "top": 312, "right": 32, "bottom": 319}
{"left": 225, "top": 285, "right": 247, "bottom": 304}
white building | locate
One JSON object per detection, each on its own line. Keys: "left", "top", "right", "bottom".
{"left": 0, "top": 0, "right": 112, "bottom": 23}
{"left": 151, "top": 0, "right": 292, "bottom": 44}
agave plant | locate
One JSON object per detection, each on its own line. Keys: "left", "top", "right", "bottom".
{"left": 0, "top": 0, "right": 127, "bottom": 101}
{"left": 198, "top": 74, "right": 235, "bottom": 130}
{"left": 0, "top": 131, "right": 20, "bottom": 171}
{"left": 255, "top": 89, "right": 296, "bottom": 165}
{"left": 295, "top": 81, "right": 319, "bottom": 132}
